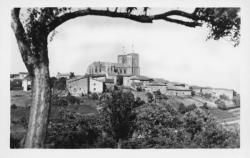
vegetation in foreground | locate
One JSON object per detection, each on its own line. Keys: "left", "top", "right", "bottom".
{"left": 11, "top": 89, "right": 240, "bottom": 149}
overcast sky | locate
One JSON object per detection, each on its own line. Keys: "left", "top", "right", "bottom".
{"left": 11, "top": 8, "right": 240, "bottom": 92}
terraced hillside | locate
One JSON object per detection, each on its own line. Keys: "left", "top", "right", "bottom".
{"left": 208, "top": 108, "right": 240, "bottom": 130}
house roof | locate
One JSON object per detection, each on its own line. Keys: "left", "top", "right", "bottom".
{"left": 147, "top": 81, "right": 166, "bottom": 86}
{"left": 153, "top": 78, "right": 169, "bottom": 84}
{"left": 104, "top": 79, "right": 114, "bottom": 83}
{"left": 85, "top": 74, "right": 106, "bottom": 78}
{"left": 19, "top": 72, "right": 28, "bottom": 74}
{"left": 67, "top": 77, "right": 86, "bottom": 83}
{"left": 130, "top": 75, "right": 153, "bottom": 81}
{"left": 23, "top": 75, "right": 32, "bottom": 80}
{"left": 167, "top": 88, "right": 191, "bottom": 91}
{"left": 131, "top": 82, "right": 143, "bottom": 86}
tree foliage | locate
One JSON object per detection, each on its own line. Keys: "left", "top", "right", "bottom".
{"left": 98, "top": 90, "right": 141, "bottom": 145}
{"left": 194, "top": 8, "right": 240, "bottom": 46}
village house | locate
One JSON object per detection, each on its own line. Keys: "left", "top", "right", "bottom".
{"left": 66, "top": 76, "right": 111, "bottom": 96}
{"left": 22, "top": 75, "right": 32, "bottom": 91}
{"left": 163, "top": 82, "right": 192, "bottom": 96}
{"left": 10, "top": 72, "right": 28, "bottom": 81}
{"left": 165, "top": 89, "right": 192, "bottom": 96}
{"left": 190, "top": 86, "right": 202, "bottom": 95}
{"left": 145, "top": 81, "right": 167, "bottom": 94}
{"left": 201, "top": 87, "right": 235, "bottom": 100}
{"left": 123, "top": 75, "right": 153, "bottom": 88}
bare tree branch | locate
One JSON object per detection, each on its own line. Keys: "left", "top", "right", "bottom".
{"left": 47, "top": 8, "right": 202, "bottom": 32}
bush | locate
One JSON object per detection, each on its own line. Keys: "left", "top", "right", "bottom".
{"left": 146, "top": 92, "right": 154, "bottom": 103}
{"left": 135, "top": 97, "right": 145, "bottom": 107}
{"left": 191, "top": 91, "right": 195, "bottom": 96}
{"left": 161, "top": 94, "right": 168, "bottom": 99}
{"left": 178, "top": 103, "right": 187, "bottom": 114}
{"left": 10, "top": 135, "right": 21, "bottom": 148}
{"left": 215, "top": 99, "right": 227, "bottom": 110}
{"left": 202, "top": 93, "right": 212, "bottom": 99}
{"left": 91, "top": 92, "right": 99, "bottom": 100}
{"left": 66, "top": 95, "right": 80, "bottom": 105}
{"left": 51, "top": 95, "right": 68, "bottom": 107}
{"left": 220, "top": 94, "right": 229, "bottom": 100}
{"left": 186, "top": 104, "right": 197, "bottom": 112}
{"left": 202, "top": 102, "right": 209, "bottom": 109}
{"left": 46, "top": 109, "right": 101, "bottom": 148}
{"left": 10, "top": 79, "right": 23, "bottom": 90}
{"left": 233, "top": 97, "right": 240, "bottom": 107}
{"left": 11, "top": 104, "right": 17, "bottom": 109}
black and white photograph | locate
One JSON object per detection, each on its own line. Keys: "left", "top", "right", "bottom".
{"left": 1, "top": 1, "right": 250, "bottom": 157}
{"left": 9, "top": 6, "right": 241, "bottom": 149}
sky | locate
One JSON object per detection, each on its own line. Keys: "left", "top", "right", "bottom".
{"left": 11, "top": 8, "right": 241, "bottom": 92}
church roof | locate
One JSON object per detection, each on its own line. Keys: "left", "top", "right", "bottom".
{"left": 91, "top": 61, "right": 129, "bottom": 67}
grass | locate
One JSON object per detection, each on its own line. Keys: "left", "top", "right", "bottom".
{"left": 11, "top": 90, "right": 32, "bottom": 107}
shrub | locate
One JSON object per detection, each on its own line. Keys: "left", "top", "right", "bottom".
{"left": 136, "top": 87, "right": 142, "bottom": 92}
{"left": 10, "top": 135, "right": 21, "bottom": 148}
{"left": 91, "top": 92, "right": 99, "bottom": 100}
{"left": 220, "top": 94, "right": 229, "bottom": 100}
{"left": 202, "top": 102, "right": 209, "bottom": 109}
{"left": 233, "top": 97, "right": 240, "bottom": 107}
{"left": 10, "top": 79, "right": 23, "bottom": 90}
{"left": 186, "top": 104, "right": 197, "bottom": 112}
{"left": 178, "top": 103, "right": 187, "bottom": 114}
{"left": 66, "top": 95, "right": 80, "bottom": 105}
{"left": 203, "top": 93, "right": 212, "bottom": 99}
{"left": 11, "top": 104, "right": 17, "bottom": 109}
{"left": 51, "top": 95, "right": 68, "bottom": 107}
{"left": 146, "top": 92, "right": 154, "bottom": 103}
{"left": 46, "top": 109, "right": 101, "bottom": 148}
{"left": 215, "top": 99, "right": 227, "bottom": 110}
{"left": 191, "top": 91, "right": 195, "bottom": 96}
{"left": 53, "top": 77, "right": 66, "bottom": 90}
{"left": 161, "top": 94, "right": 168, "bottom": 99}
{"left": 135, "top": 97, "right": 145, "bottom": 107}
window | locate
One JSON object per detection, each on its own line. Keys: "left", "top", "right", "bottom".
{"left": 93, "top": 83, "right": 96, "bottom": 86}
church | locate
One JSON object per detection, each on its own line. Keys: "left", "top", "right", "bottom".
{"left": 86, "top": 52, "right": 140, "bottom": 77}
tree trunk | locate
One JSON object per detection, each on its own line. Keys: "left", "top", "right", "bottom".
{"left": 24, "top": 62, "right": 51, "bottom": 148}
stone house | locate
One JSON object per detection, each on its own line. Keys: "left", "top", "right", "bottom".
{"left": 145, "top": 82, "right": 167, "bottom": 94}
{"left": 165, "top": 89, "right": 192, "bottom": 96}
{"left": 10, "top": 72, "right": 28, "bottom": 81}
{"left": 22, "top": 75, "right": 32, "bottom": 91}
{"left": 66, "top": 76, "right": 105, "bottom": 96}
{"left": 123, "top": 75, "right": 153, "bottom": 88}
{"left": 201, "top": 88, "right": 235, "bottom": 100}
